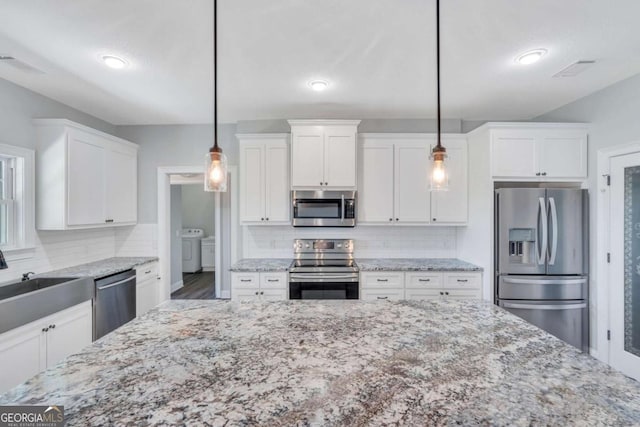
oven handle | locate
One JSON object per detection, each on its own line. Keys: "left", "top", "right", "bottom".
{"left": 289, "top": 274, "right": 359, "bottom": 280}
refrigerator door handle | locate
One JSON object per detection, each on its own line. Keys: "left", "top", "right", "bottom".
{"left": 537, "top": 197, "right": 548, "bottom": 265}
{"left": 549, "top": 197, "right": 558, "bottom": 265}
{"left": 502, "top": 277, "right": 588, "bottom": 285}
{"left": 501, "top": 302, "right": 587, "bottom": 310}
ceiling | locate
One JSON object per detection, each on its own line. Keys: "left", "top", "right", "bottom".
{"left": 1, "top": 0, "right": 639, "bottom": 125}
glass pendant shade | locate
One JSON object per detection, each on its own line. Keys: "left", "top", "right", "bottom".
{"left": 430, "top": 148, "right": 449, "bottom": 191}
{"left": 204, "top": 147, "right": 227, "bottom": 192}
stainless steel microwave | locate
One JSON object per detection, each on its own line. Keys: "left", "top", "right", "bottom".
{"left": 292, "top": 191, "right": 356, "bottom": 227}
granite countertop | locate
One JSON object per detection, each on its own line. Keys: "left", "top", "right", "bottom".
{"left": 39, "top": 256, "right": 158, "bottom": 279}
{"left": 230, "top": 258, "right": 292, "bottom": 272}
{"left": 357, "top": 258, "right": 483, "bottom": 271}
{"left": 2, "top": 300, "right": 639, "bottom": 426}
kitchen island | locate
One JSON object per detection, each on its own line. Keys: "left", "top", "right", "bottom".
{"left": 1, "top": 300, "right": 639, "bottom": 426}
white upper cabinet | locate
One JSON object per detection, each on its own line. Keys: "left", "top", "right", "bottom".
{"left": 34, "top": 119, "right": 138, "bottom": 230}
{"left": 430, "top": 138, "right": 468, "bottom": 224}
{"left": 289, "top": 120, "right": 360, "bottom": 189}
{"left": 489, "top": 124, "right": 588, "bottom": 180}
{"left": 238, "top": 134, "right": 290, "bottom": 225}
{"left": 359, "top": 134, "right": 468, "bottom": 226}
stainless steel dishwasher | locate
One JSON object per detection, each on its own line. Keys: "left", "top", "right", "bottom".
{"left": 94, "top": 269, "right": 136, "bottom": 340}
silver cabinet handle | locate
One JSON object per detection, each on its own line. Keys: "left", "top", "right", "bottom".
{"left": 457, "top": 279, "right": 468, "bottom": 283}
{"left": 105, "top": 219, "right": 114, "bottom": 223}
{"left": 144, "top": 270, "right": 151, "bottom": 274}
{"left": 240, "top": 279, "right": 252, "bottom": 282}
{"left": 419, "top": 279, "right": 431, "bottom": 282}
{"left": 549, "top": 197, "right": 558, "bottom": 265}
{"left": 501, "top": 302, "right": 586, "bottom": 310}
{"left": 377, "top": 279, "right": 388, "bottom": 282}
{"left": 49, "top": 324, "right": 55, "bottom": 329}
{"left": 266, "top": 279, "right": 279, "bottom": 282}
{"left": 376, "top": 296, "right": 389, "bottom": 300}
{"left": 502, "top": 277, "right": 587, "bottom": 285}
{"left": 42, "top": 327, "right": 49, "bottom": 332}
{"left": 444, "top": 292, "right": 449, "bottom": 295}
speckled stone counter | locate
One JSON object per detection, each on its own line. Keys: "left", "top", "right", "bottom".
{"left": 230, "top": 258, "right": 291, "bottom": 272}
{"left": 357, "top": 258, "right": 483, "bottom": 271}
{"left": 40, "top": 256, "right": 158, "bottom": 279}
{"left": 2, "top": 300, "right": 639, "bottom": 426}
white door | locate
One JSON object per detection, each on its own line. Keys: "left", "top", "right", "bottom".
{"left": 431, "top": 138, "right": 468, "bottom": 223}
{"left": 359, "top": 142, "right": 394, "bottom": 223}
{"left": 105, "top": 149, "right": 137, "bottom": 223}
{"left": 491, "top": 130, "right": 537, "bottom": 178}
{"left": 137, "top": 278, "right": 158, "bottom": 317}
{"left": 67, "top": 135, "right": 106, "bottom": 225}
{"left": 394, "top": 143, "right": 430, "bottom": 223}
{"left": 0, "top": 322, "right": 46, "bottom": 394}
{"left": 538, "top": 132, "right": 587, "bottom": 178}
{"left": 239, "top": 144, "right": 265, "bottom": 222}
{"left": 291, "top": 129, "right": 324, "bottom": 187}
{"left": 265, "top": 143, "right": 290, "bottom": 222}
{"left": 45, "top": 301, "right": 92, "bottom": 367}
{"left": 609, "top": 152, "right": 640, "bottom": 381}
{"left": 324, "top": 127, "right": 356, "bottom": 187}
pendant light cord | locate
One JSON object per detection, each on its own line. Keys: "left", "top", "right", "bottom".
{"left": 213, "top": 0, "right": 219, "bottom": 150}
{"left": 436, "top": 0, "right": 441, "bottom": 149}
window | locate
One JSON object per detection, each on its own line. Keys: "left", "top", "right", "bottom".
{"left": 0, "top": 144, "right": 34, "bottom": 255}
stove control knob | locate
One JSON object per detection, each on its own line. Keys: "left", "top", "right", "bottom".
{"left": 344, "top": 242, "right": 350, "bottom": 248}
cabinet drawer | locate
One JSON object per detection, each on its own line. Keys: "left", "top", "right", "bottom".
{"left": 360, "top": 288, "right": 404, "bottom": 301}
{"left": 444, "top": 273, "right": 481, "bottom": 290}
{"left": 405, "top": 273, "right": 443, "bottom": 289}
{"left": 260, "top": 273, "right": 288, "bottom": 290}
{"left": 231, "top": 273, "right": 260, "bottom": 290}
{"left": 136, "top": 262, "right": 158, "bottom": 282}
{"left": 361, "top": 272, "right": 404, "bottom": 288}
{"left": 404, "top": 289, "right": 443, "bottom": 300}
{"left": 444, "top": 289, "right": 481, "bottom": 300}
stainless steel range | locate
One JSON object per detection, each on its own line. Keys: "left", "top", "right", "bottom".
{"left": 289, "top": 239, "right": 359, "bottom": 299}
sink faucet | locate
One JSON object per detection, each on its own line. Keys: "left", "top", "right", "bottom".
{"left": 22, "top": 272, "right": 35, "bottom": 281}
{"left": 0, "top": 250, "right": 7, "bottom": 270}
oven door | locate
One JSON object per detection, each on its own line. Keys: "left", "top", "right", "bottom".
{"left": 289, "top": 274, "right": 359, "bottom": 299}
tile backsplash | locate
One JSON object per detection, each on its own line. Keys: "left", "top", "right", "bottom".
{"left": 243, "top": 226, "right": 457, "bottom": 258}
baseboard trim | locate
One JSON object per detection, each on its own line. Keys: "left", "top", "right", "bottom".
{"left": 220, "top": 290, "right": 231, "bottom": 299}
{"left": 171, "top": 279, "right": 184, "bottom": 293}
{"left": 202, "top": 267, "right": 215, "bottom": 272}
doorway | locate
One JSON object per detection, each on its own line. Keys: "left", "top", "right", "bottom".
{"left": 609, "top": 151, "right": 640, "bottom": 381}
{"left": 168, "top": 176, "right": 216, "bottom": 299}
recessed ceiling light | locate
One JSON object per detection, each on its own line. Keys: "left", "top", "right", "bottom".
{"left": 102, "top": 55, "right": 128, "bottom": 69}
{"left": 516, "top": 49, "right": 547, "bottom": 65}
{"left": 308, "top": 80, "right": 329, "bottom": 91}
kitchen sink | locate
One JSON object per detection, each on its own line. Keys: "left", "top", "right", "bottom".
{"left": 0, "top": 276, "right": 94, "bottom": 334}
{"left": 0, "top": 277, "right": 79, "bottom": 301}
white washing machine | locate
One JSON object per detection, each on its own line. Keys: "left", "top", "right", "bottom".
{"left": 182, "top": 228, "right": 204, "bottom": 273}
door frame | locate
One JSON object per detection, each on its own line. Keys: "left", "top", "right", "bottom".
{"left": 157, "top": 165, "right": 238, "bottom": 301}
{"left": 597, "top": 140, "right": 640, "bottom": 364}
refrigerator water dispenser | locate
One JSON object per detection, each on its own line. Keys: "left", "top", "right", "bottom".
{"left": 508, "top": 228, "right": 536, "bottom": 265}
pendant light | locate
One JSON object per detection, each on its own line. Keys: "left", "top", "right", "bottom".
{"left": 205, "top": 0, "right": 228, "bottom": 192}
{"left": 430, "top": 0, "right": 448, "bottom": 191}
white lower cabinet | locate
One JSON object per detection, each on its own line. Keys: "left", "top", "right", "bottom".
{"left": 136, "top": 261, "right": 161, "bottom": 317}
{"left": 360, "top": 271, "right": 482, "bottom": 300}
{"left": 0, "top": 300, "right": 92, "bottom": 394}
{"left": 231, "top": 272, "right": 288, "bottom": 301}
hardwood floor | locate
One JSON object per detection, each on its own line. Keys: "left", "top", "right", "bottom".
{"left": 171, "top": 272, "right": 215, "bottom": 299}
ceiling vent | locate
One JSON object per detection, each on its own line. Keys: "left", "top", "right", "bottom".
{"left": 553, "top": 60, "right": 596, "bottom": 78}
{"left": 0, "top": 54, "right": 45, "bottom": 74}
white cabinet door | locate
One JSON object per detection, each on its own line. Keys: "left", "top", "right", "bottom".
{"left": 261, "top": 289, "right": 288, "bottom": 301}
{"left": 67, "top": 135, "right": 106, "bottom": 226}
{"left": 491, "top": 130, "right": 538, "bottom": 178}
{"left": 538, "top": 132, "right": 587, "bottom": 178}
{"left": 0, "top": 321, "right": 46, "bottom": 394}
{"left": 394, "top": 143, "right": 430, "bottom": 223}
{"left": 265, "top": 143, "right": 290, "bottom": 223}
{"left": 324, "top": 127, "right": 356, "bottom": 187}
{"left": 359, "top": 142, "right": 394, "bottom": 223}
{"left": 240, "top": 144, "right": 265, "bottom": 222}
{"left": 291, "top": 129, "right": 324, "bottom": 187}
{"left": 431, "top": 139, "right": 468, "bottom": 223}
{"left": 45, "top": 301, "right": 92, "bottom": 367}
{"left": 137, "top": 278, "right": 159, "bottom": 317}
{"left": 105, "top": 148, "right": 137, "bottom": 224}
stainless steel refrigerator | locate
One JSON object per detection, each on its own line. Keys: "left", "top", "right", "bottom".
{"left": 495, "top": 188, "right": 588, "bottom": 352}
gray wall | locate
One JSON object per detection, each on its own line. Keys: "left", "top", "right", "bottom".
{"left": 236, "top": 118, "right": 465, "bottom": 134}
{"left": 0, "top": 78, "right": 115, "bottom": 149}
{"left": 181, "top": 184, "right": 215, "bottom": 237}
{"left": 170, "top": 185, "right": 182, "bottom": 287}
{"left": 115, "top": 123, "right": 238, "bottom": 223}
{"left": 535, "top": 71, "right": 640, "bottom": 355}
